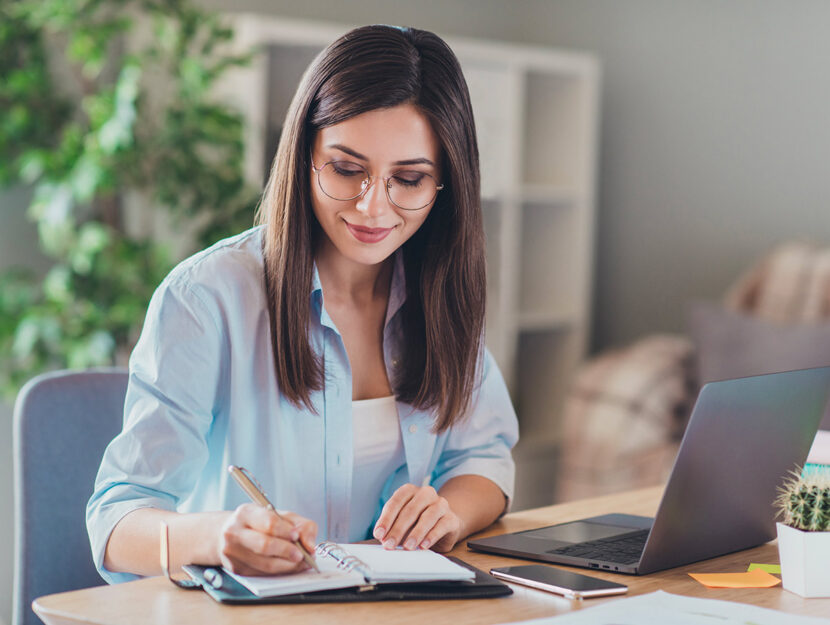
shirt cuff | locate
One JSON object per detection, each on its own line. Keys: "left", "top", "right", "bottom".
{"left": 431, "top": 455, "right": 516, "bottom": 515}
{"left": 87, "top": 486, "right": 176, "bottom": 584}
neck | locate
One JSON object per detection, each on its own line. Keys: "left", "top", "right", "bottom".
{"left": 314, "top": 239, "right": 394, "bottom": 306}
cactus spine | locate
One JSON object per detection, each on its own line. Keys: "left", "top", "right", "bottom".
{"left": 776, "top": 467, "right": 830, "bottom": 532}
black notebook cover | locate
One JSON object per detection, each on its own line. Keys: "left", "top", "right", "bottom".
{"left": 183, "top": 557, "right": 512, "bottom": 604}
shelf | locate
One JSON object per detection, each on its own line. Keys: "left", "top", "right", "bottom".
{"left": 518, "top": 202, "right": 583, "bottom": 320}
{"left": 520, "top": 184, "right": 579, "bottom": 206}
{"left": 516, "top": 310, "right": 575, "bottom": 333}
{"left": 513, "top": 330, "right": 576, "bottom": 443}
{"left": 482, "top": 199, "right": 504, "bottom": 361}
{"left": 522, "top": 71, "right": 591, "bottom": 189}
{"left": 512, "top": 326, "right": 588, "bottom": 448}
{"left": 460, "top": 59, "right": 515, "bottom": 200}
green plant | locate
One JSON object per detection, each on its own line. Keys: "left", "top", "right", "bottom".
{"left": 776, "top": 466, "right": 830, "bottom": 532}
{"left": 0, "top": 0, "right": 262, "bottom": 398}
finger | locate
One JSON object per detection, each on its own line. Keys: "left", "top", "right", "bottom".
{"left": 237, "top": 504, "right": 299, "bottom": 540}
{"left": 297, "top": 520, "right": 318, "bottom": 554}
{"left": 222, "top": 545, "right": 308, "bottom": 576}
{"left": 221, "top": 528, "right": 308, "bottom": 575}
{"left": 373, "top": 484, "right": 419, "bottom": 542}
{"left": 401, "top": 499, "right": 448, "bottom": 550}
{"left": 423, "top": 516, "right": 460, "bottom": 552}
{"left": 382, "top": 487, "right": 439, "bottom": 549}
{"left": 280, "top": 513, "right": 319, "bottom": 553}
{"left": 232, "top": 527, "right": 306, "bottom": 562}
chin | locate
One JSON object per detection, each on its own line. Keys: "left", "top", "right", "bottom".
{"left": 343, "top": 245, "right": 397, "bottom": 266}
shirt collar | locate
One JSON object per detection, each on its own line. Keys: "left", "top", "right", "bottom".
{"left": 311, "top": 250, "right": 407, "bottom": 334}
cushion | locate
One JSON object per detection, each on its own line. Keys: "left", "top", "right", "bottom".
{"left": 688, "top": 301, "right": 830, "bottom": 429}
{"left": 555, "top": 335, "right": 695, "bottom": 502}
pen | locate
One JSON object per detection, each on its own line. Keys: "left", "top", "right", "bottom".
{"left": 227, "top": 465, "right": 320, "bottom": 573}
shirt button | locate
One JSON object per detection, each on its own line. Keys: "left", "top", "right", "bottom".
{"left": 392, "top": 359, "right": 399, "bottom": 366}
{"left": 408, "top": 424, "right": 417, "bottom": 434}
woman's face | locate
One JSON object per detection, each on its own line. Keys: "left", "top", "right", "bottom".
{"left": 309, "top": 102, "right": 443, "bottom": 268}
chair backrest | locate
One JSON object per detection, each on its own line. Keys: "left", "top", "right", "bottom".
{"left": 13, "top": 368, "right": 127, "bottom": 625}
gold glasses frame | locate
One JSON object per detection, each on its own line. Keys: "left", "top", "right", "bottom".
{"left": 311, "top": 159, "right": 444, "bottom": 211}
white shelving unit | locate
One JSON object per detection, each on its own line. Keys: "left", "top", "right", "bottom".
{"left": 216, "top": 15, "right": 600, "bottom": 509}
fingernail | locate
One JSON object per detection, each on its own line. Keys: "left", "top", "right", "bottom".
{"left": 420, "top": 540, "right": 431, "bottom": 549}
{"left": 404, "top": 538, "right": 416, "bottom": 550}
{"left": 290, "top": 530, "right": 299, "bottom": 541}
{"left": 383, "top": 539, "right": 396, "bottom": 550}
{"left": 373, "top": 526, "right": 386, "bottom": 540}
{"left": 291, "top": 549, "right": 303, "bottom": 562}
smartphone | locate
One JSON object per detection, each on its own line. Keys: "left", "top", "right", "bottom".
{"left": 489, "top": 565, "right": 628, "bottom": 600}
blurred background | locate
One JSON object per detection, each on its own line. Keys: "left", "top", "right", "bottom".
{"left": 3, "top": 1, "right": 830, "bottom": 623}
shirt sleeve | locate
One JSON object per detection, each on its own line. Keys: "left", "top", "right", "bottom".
{"left": 86, "top": 275, "right": 224, "bottom": 584}
{"left": 430, "top": 347, "right": 519, "bottom": 512}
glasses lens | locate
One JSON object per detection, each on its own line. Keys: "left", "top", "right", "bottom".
{"left": 318, "top": 161, "right": 368, "bottom": 201}
{"left": 316, "top": 161, "right": 441, "bottom": 209}
{"left": 388, "top": 171, "right": 440, "bottom": 210}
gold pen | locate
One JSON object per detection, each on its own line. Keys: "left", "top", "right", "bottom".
{"left": 227, "top": 465, "right": 320, "bottom": 573}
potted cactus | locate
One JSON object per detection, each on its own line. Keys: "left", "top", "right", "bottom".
{"left": 775, "top": 467, "right": 830, "bottom": 598}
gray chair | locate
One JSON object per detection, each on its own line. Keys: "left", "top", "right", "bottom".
{"left": 13, "top": 368, "right": 127, "bottom": 625}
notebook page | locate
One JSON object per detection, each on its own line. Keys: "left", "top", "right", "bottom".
{"left": 226, "top": 554, "right": 365, "bottom": 597}
{"left": 337, "top": 544, "right": 474, "bottom": 583}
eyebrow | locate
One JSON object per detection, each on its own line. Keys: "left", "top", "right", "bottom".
{"left": 327, "top": 143, "right": 436, "bottom": 167}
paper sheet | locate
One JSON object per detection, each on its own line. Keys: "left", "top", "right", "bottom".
{"left": 807, "top": 429, "right": 830, "bottom": 465}
{"left": 747, "top": 563, "right": 782, "bottom": 575}
{"left": 498, "top": 590, "right": 830, "bottom": 625}
{"left": 689, "top": 569, "right": 781, "bottom": 588}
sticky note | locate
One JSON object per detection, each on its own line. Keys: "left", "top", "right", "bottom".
{"left": 747, "top": 563, "right": 781, "bottom": 575}
{"left": 688, "top": 569, "right": 781, "bottom": 588}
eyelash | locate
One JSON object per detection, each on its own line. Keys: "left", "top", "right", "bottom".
{"left": 330, "top": 162, "right": 427, "bottom": 186}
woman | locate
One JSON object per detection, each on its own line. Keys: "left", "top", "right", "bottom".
{"left": 87, "top": 24, "right": 518, "bottom": 583}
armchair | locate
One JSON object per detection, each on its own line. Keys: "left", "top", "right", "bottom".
{"left": 556, "top": 242, "right": 830, "bottom": 502}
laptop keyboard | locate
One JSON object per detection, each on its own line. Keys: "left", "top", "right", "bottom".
{"left": 547, "top": 529, "right": 649, "bottom": 565}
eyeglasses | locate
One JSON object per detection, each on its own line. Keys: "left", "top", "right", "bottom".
{"left": 311, "top": 159, "right": 444, "bottom": 211}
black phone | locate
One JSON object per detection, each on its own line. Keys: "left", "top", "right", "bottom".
{"left": 489, "top": 565, "right": 628, "bottom": 600}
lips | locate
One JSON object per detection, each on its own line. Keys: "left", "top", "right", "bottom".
{"left": 345, "top": 221, "right": 395, "bottom": 244}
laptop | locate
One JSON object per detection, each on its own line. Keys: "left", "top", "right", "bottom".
{"left": 468, "top": 366, "right": 830, "bottom": 575}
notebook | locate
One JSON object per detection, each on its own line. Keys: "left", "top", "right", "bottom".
{"left": 224, "top": 541, "right": 475, "bottom": 598}
{"left": 183, "top": 557, "right": 510, "bottom": 605}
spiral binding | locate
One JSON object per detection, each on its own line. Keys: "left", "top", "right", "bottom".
{"left": 315, "top": 541, "right": 371, "bottom": 578}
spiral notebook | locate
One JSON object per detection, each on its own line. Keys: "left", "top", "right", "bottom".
{"left": 225, "top": 541, "right": 475, "bottom": 598}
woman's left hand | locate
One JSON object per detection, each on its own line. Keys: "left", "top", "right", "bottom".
{"left": 372, "top": 484, "right": 463, "bottom": 552}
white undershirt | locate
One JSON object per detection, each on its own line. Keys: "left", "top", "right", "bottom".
{"left": 350, "top": 395, "right": 405, "bottom": 540}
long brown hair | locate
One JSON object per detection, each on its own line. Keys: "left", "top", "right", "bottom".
{"left": 256, "top": 25, "right": 485, "bottom": 432}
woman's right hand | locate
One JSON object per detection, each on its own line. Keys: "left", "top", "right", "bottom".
{"left": 216, "top": 504, "right": 318, "bottom": 576}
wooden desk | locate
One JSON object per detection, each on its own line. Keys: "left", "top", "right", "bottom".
{"left": 34, "top": 486, "right": 830, "bottom": 624}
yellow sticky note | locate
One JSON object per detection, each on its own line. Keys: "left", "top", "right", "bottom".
{"left": 747, "top": 563, "right": 781, "bottom": 575}
{"left": 689, "top": 569, "right": 781, "bottom": 588}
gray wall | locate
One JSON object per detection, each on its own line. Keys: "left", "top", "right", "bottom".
{"left": 4, "top": 1, "right": 830, "bottom": 621}
{"left": 198, "top": 0, "right": 830, "bottom": 347}
{"left": 525, "top": 0, "right": 830, "bottom": 349}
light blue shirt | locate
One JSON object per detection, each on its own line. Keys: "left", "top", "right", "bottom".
{"left": 86, "top": 226, "right": 519, "bottom": 584}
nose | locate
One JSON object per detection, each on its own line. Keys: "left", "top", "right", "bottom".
{"left": 354, "top": 177, "right": 390, "bottom": 217}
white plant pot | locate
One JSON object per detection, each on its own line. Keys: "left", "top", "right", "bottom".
{"left": 776, "top": 522, "right": 830, "bottom": 598}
